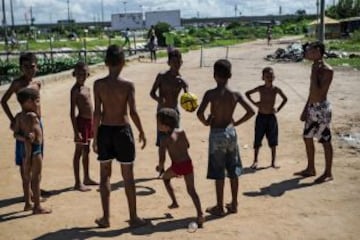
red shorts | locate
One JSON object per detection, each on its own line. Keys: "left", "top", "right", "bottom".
{"left": 76, "top": 116, "right": 93, "bottom": 144}
{"left": 171, "top": 159, "right": 193, "bottom": 176}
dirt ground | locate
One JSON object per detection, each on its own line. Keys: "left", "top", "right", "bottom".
{"left": 1, "top": 38, "right": 359, "bottom": 240}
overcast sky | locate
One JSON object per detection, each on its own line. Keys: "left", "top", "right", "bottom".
{"left": 3, "top": 0, "right": 336, "bottom": 25}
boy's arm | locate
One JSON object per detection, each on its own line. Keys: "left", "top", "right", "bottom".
{"left": 233, "top": 93, "right": 255, "bottom": 126}
{"left": 149, "top": 74, "right": 162, "bottom": 103}
{"left": 157, "top": 140, "right": 167, "bottom": 174}
{"left": 180, "top": 77, "right": 189, "bottom": 93}
{"left": 128, "top": 83, "right": 146, "bottom": 149}
{"left": 1, "top": 81, "right": 19, "bottom": 129}
{"left": 70, "top": 89, "right": 82, "bottom": 142}
{"left": 183, "top": 131, "right": 190, "bottom": 148}
{"left": 245, "top": 87, "right": 259, "bottom": 106}
{"left": 196, "top": 91, "right": 211, "bottom": 126}
{"left": 275, "top": 87, "right": 288, "bottom": 113}
{"left": 92, "top": 81, "right": 101, "bottom": 153}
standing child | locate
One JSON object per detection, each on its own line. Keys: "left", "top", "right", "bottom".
{"left": 295, "top": 41, "right": 334, "bottom": 183}
{"left": 1, "top": 53, "right": 44, "bottom": 205}
{"left": 70, "top": 62, "right": 98, "bottom": 192}
{"left": 197, "top": 59, "right": 254, "bottom": 216}
{"left": 15, "top": 88, "right": 51, "bottom": 214}
{"left": 93, "top": 44, "right": 147, "bottom": 228}
{"left": 156, "top": 108, "right": 204, "bottom": 227}
{"left": 245, "top": 67, "right": 287, "bottom": 169}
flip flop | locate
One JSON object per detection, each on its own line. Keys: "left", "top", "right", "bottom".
{"left": 95, "top": 218, "right": 110, "bottom": 228}
{"left": 294, "top": 170, "right": 316, "bottom": 177}
{"left": 129, "top": 218, "right": 149, "bottom": 229}
{"left": 205, "top": 206, "right": 225, "bottom": 217}
{"left": 225, "top": 203, "right": 238, "bottom": 214}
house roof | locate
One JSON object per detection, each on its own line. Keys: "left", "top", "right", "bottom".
{"left": 339, "top": 16, "right": 360, "bottom": 22}
{"left": 309, "top": 16, "right": 340, "bottom": 25}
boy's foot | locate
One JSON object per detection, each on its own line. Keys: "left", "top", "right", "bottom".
{"left": 129, "top": 217, "right": 148, "bottom": 228}
{"left": 314, "top": 174, "right": 333, "bottom": 184}
{"left": 250, "top": 162, "right": 258, "bottom": 169}
{"left": 95, "top": 217, "right": 110, "bottom": 228}
{"left": 168, "top": 202, "right": 179, "bottom": 209}
{"left": 31, "top": 196, "right": 47, "bottom": 203}
{"left": 33, "top": 207, "right": 52, "bottom": 215}
{"left": 74, "top": 184, "right": 91, "bottom": 192}
{"left": 205, "top": 206, "right": 225, "bottom": 217}
{"left": 225, "top": 203, "right": 238, "bottom": 214}
{"left": 24, "top": 203, "right": 33, "bottom": 211}
{"left": 40, "top": 189, "right": 52, "bottom": 197}
{"left": 197, "top": 216, "right": 205, "bottom": 228}
{"left": 271, "top": 164, "right": 280, "bottom": 169}
{"left": 83, "top": 179, "right": 99, "bottom": 186}
{"left": 294, "top": 169, "right": 316, "bottom": 177}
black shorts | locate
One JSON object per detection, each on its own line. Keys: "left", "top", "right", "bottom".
{"left": 97, "top": 125, "right": 135, "bottom": 163}
{"left": 254, "top": 113, "right": 278, "bottom": 148}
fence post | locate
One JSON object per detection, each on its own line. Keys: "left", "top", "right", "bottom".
{"left": 49, "top": 37, "right": 54, "bottom": 69}
{"left": 83, "top": 38, "right": 87, "bottom": 64}
{"left": 200, "top": 44, "right": 203, "bottom": 68}
{"left": 226, "top": 46, "right": 229, "bottom": 59}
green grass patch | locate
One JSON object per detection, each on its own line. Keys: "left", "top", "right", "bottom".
{"left": 328, "top": 40, "right": 360, "bottom": 52}
{"left": 327, "top": 57, "right": 360, "bottom": 70}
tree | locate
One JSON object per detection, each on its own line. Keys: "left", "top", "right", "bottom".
{"left": 326, "top": 0, "right": 360, "bottom": 19}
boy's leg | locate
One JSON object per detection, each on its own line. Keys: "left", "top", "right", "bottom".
{"left": 184, "top": 173, "right": 204, "bottom": 226}
{"left": 82, "top": 143, "right": 98, "bottom": 186}
{"left": 73, "top": 144, "right": 90, "bottom": 192}
{"left": 31, "top": 154, "right": 51, "bottom": 214}
{"left": 295, "top": 138, "right": 316, "bottom": 177}
{"left": 21, "top": 161, "right": 32, "bottom": 211}
{"left": 315, "top": 142, "right": 333, "bottom": 183}
{"left": 251, "top": 147, "right": 260, "bottom": 169}
{"left": 96, "top": 161, "right": 112, "bottom": 228}
{"left": 271, "top": 146, "right": 279, "bottom": 168}
{"left": 206, "top": 179, "right": 225, "bottom": 217}
{"left": 226, "top": 177, "right": 238, "bottom": 214}
{"left": 120, "top": 163, "right": 147, "bottom": 227}
{"left": 162, "top": 169, "right": 179, "bottom": 208}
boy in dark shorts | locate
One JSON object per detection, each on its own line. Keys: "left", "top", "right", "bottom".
{"left": 245, "top": 67, "right": 287, "bottom": 169}
{"left": 197, "top": 59, "right": 254, "bottom": 216}
{"left": 15, "top": 88, "right": 51, "bottom": 214}
{"left": 92, "top": 44, "right": 147, "bottom": 228}
{"left": 70, "top": 62, "right": 98, "bottom": 192}
{"left": 156, "top": 108, "right": 204, "bottom": 227}
{"left": 295, "top": 41, "right": 334, "bottom": 183}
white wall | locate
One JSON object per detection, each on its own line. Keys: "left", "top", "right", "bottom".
{"left": 111, "top": 13, "right": 144, "bottom": 30}
{"left": 145, "top": 10, "right": 181, "bottom": 28}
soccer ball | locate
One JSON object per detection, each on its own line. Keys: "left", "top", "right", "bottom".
{"left": 180, "top": 92, "right": 198, "bottom": 112}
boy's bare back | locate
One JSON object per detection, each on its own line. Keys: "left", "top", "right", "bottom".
{"left": 94, "top": 76, "right": 133, "bottom": 126}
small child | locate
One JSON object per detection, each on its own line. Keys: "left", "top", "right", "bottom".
{"left": 156, "top": 108, "right": 204, "bottom": 227}
{"left": 245, "top": 67, "right": 287, "bottom": 169}
{"left": 15, "top": 88, "right": 51, "bottom": 214}
{"left": 70, "top": 62, "right": 98, "bottom": 191}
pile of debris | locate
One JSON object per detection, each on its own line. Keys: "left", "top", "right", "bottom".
{"left": 265, "top": 43, "right": 304, "bottom": 62}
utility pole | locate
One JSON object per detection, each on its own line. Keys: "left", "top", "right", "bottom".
{"left": 1, "top": 0, "right": 8, "bottom": 47}
{"left": 123, "top": 1, "right": 127, "bottom": 14}
{"left": 319, "top": 0, "right": 325, "bottom": 42}
{"left": 67, "top": 0, "right": 70, "bottom": 22}
{"left": 234, "top": 5, "right": 237, "bottom": 17}
{"left": 10, "top": 0, "right": 14, "bottom": 29}
{"left": 101, "top": 0, "right": 104, "bottom": 22}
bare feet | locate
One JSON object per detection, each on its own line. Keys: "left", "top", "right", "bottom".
{"left": 250, "top": 162, "right": 258, "bottom": 170}
{"left": 197, "top": 216, "right": 205, "bottom": 228}
{"left": 33, "top": 207, "right": 52, "bottom": 215}
{"left": 95, "top": 217, "right": 110, "bottom": 228}
{"left": 74, "top": 184, "right": 91, "bottom": 192}
{"left": 294, "top": 169, "right": 316, "bottom": 177}
{"left": 271, "top": 164, "right": 280, "bottom": 169}
{"left": 40, "top": 189, "right": 52, "bottom": 197}
{"left": 83, "top": 179, "right": 99, "bottom": 186}
{"left": 168, "top": 202, "right": 179, "bottom": 209}
{"left": 205, "top": 206, "right": 225, "bottom": 217}
{"left": 24, "top": 203, "right": 33, "bottom": 211}
{"left": 225, "top": 203, "right": 238, "bottom": 214}
{"left": 314, "top": 174, "right": 333, "bottom": 184}
{"left": 129, "top": 217, "right": 148, "bottom": 228}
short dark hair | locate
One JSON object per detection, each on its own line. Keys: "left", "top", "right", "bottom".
{"left": 19, "top": 52, "right": 37, "bottom": 66}
{"left": 17, "top": 88, "right": 40, "bottom": 105}
{"left": 105, "top": 44, "right": 125, "bottom": 66}
{"left": 74, "top": 61, "right": 89, "bottom": 71}
{"left": 157, "top": 108, "right": 179, "bottom": 130}
{"left": 262, "top": 67, "right": 274, "bottom": 76}
{"left": 303, "top": 41, "right": 326, "bottom": 56}
{"left": 168, "top": 49, "right": 182, "bottom": 62}
{"left": 214, "top": 59, "right": 231, "bottom": 79}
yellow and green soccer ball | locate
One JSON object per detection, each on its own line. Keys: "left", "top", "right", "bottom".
{"left": 180, "top": 92, "right": 198, "bottom": 112}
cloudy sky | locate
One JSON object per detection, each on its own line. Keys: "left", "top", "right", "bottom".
{"left": 3, "top": 0, "right": 336, "bottom": 25}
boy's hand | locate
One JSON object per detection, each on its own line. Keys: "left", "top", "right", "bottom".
{"left": 26, "top": 132, "right": 35, "bottom": 142}
{"left": 74, "top": 133, "right": 83, "bottom": 142}
{"left": 156, "top": 165, "right": 165, "bottom": 178}
{"left": 139, "top": 132, "right": 146, "bottom": 149}
{"left": 10, "top": 121, "right": 15, "bottom": 131}
{"left": 92, "top": 140, "right": 98, "bottom": 153}
{"left": 300, "top": 110, "right": 307, "bottom": 122}
{"left": 205, "top": 114, "right": 213, "bottom": 126}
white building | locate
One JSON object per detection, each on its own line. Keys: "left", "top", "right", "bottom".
{"left": 111, "top": 12, "right": 143, "bottom": 30}
{"left": 145, "top": 10, "right": 181, "bottom": 28}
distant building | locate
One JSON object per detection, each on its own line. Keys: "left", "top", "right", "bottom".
{"left": 111, "top": 12, "right": 143, "bottom": 30}
{"left": 145, "top": 10, "right": 181, "bottom": 28}
{"left": 308, "top": 16, "right": 341, "bottom": 39}
{"left": 340, "top": 17, "right": 360, "bottom": 36}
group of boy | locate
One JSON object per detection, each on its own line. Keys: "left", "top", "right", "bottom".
{"left": 1, "top": 40, "right": 334, "bottom": 228}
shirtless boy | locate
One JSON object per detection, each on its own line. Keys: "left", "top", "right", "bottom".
{"left": 245, "top": 67, "right": 287, "bottom": 169}
{"left": 93, "top": 44, "right": 147, "bottom": 228}
{"left": 295, "top": 41, "right": 334, "bottom": 183}
{"left": 197, "top": 59, "right": 254, "bottom": 216}
{"left": 70, "top": 62, "right": 98, "bottom": 191}
{"left": 156, "top": 108, "right": 204, "bottom": 227}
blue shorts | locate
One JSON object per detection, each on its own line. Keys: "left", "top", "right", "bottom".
{"left": 207, "top": 126, "right": 242, "bottom": 180}
{"left": 254, "top": 113, "right": 278, "bottom": 148}
{"left": 15, "top": 140, "right": 25, "bottom": 166}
